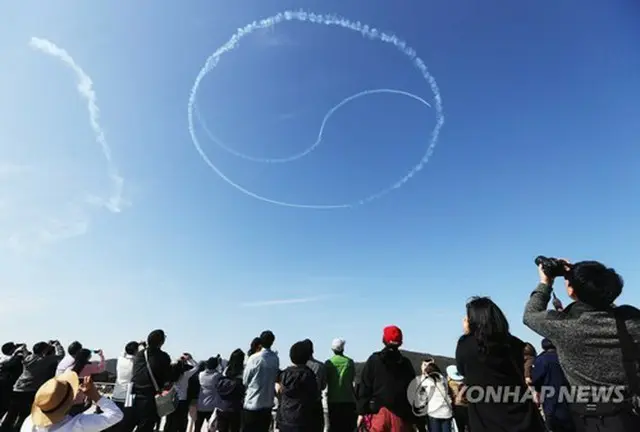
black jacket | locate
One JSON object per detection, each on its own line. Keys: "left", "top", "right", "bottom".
{"left": 524, "top": 283, "right": 640, "bottom": 389}
{"left": 356, "top": 347, "right": 415, "bottom": 422}
{"left": 277, "top": 365, "right": 320, "bottom": 428}
{"left": 0, "top": 353, "right": 24, "bottom": 388}
{"left": 131, "top": 347, "right": 172, "bottom": 396}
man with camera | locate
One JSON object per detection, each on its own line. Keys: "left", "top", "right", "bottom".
{"left": 523, "top": 256, "right": 640, "bottom": 432}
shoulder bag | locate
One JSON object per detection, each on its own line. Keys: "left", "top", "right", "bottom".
{"left": 144, "top": 349, "right": 178, "bottom": 417}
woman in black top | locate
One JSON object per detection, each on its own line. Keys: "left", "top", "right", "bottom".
{"left": 216, "top": 349, "right": 246, "bottom": 432}
{"left": 455, "top": 297, "right": 545, "bottom": 432}
{"left": 130, "top": 329, "right": 172, "bottom": 432}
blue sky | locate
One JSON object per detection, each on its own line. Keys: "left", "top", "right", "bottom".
{"left": 0, "top": 1, "right": 638, "bottom": 364}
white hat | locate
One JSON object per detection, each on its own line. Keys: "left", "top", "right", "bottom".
{"left": 331, "top": 338, "right": 345, "bottom": 351}
{"left": 446, "top": 365, "right": 464, "bottom": 381}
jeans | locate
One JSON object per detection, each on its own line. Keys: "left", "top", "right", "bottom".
{"left": 427, "top": 416, "right": 452, "bottom": 432}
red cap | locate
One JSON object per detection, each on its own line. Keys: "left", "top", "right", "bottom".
{"left": 383, "top": 325, "right": 403, "bottom": 345}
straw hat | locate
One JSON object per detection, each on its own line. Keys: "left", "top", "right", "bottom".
{"left": 31, "top": 370, "right": 80, "bottom": 427}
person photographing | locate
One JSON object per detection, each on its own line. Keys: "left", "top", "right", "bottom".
{"left": 20, "top": 373, "right": 123, "bottom": 432}
{"left": 523, "top": 256, "right": 640, "bottom": 431}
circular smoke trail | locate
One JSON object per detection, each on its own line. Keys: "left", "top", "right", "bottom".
{"left": 188, "top": 10, "right": 444, "bottom": 209}
{"left": 194, "top": 89, "right": 432, "bottom": 164}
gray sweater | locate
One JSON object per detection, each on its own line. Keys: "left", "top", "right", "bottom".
{"left": 14, "top": 342, "right": 65, "bottom": 392}
{"left": 306, "top": 357, "right": 327, "bottom": 400}
{"left": 523, "top": 283, "right": 640, "bottom": 388}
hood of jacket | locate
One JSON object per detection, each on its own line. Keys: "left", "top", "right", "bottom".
{"left": 280, "top": 366, "right": 315, "bottom": 398}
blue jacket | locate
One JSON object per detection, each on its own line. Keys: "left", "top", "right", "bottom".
{"left": 531, "top": 349, "right": 571, "bottom": 421}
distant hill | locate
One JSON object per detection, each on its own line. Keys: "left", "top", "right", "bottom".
{"left": 105, "top": 358, "right": 117, "bottom": 375}
{"left": 93, "top": 358, "right": 118, "bottom": 383}
{"left": 354, "top": 349, "right": 455, "bottom": 383}
{"left": 96, "top": 350, "right": 455, "bottom": 384}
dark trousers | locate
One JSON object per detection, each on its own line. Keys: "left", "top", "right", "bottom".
{"left": 328, "top": 402, "right": 356, "bottom": 432}
{"left": 571, "top": 409, "right": 640, "bottom": 432}
{"left": 453, "top": 406, "right": 469, "bottom": 432}
{"left": 278, "top": 426, "right": 305, "bottom": 432}
{"left": 195, "top": 410, "right": 213, "bottom": 432}
{"left": 0, "top": 385, "right": 12, "bottom": 422}
{"left": 546, "top": 415, "right": 575, "bottom": 432}
{"left": 427, "top": 417, "right": 453, "bottom": 432}
{"left": 104, "top": 401, "right": 135, "bottom": 432}
{"left": 310, "top": 401, "right": 324, "bottom": 432}
{"left": 241, "top": 408, "right": 272, "bottom": 432}
{"left": 218, "top": 410, "right": 242, "bottom": 432}
{"left": 165, "top": 400, "right": 190, "bottom": 432}
{"left": 0, "top": 391, "right": 35, "bottom": 432}
{"left": 129, "top": 395, "right": 160, "bottom": 432}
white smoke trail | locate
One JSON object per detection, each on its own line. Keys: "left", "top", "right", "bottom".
{"left": 195, "top": 88, "right": 431, "bottom": 164}
{"left": 240, "top": 296, "right": 324, "bottom": 307}
{"left": 29, "top": 37, "right": 125, "bottom": 213}
{"left": 188, "top": 10, "right": 444, "bottom": 209}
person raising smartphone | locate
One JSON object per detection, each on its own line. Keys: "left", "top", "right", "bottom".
{"left": 20, "top": 373, "right": 123, "bottom": 432}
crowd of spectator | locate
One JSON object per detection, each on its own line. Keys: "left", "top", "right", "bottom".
{"left": 0, "top": 257, "right": 638, "bottom": 432}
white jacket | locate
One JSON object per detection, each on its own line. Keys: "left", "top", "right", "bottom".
{"left": 420, "top": 373, "right": 453, "bottom": 419}
{"left": 112, "top": 354, "right": 135, "bottom": 402}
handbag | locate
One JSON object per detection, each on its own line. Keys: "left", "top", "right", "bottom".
{"left": 144, "top": 349, "right": 178, "bottom": 417}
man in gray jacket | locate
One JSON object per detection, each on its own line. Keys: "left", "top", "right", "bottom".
{"left": 524, "top": 258, "right": 640, "bottom": 432}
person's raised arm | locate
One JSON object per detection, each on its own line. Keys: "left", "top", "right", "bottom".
{"left": 83, "top": 350, "right": 106, "bottom": 375}
{"left": 184, "top": 355, "right": 200, "bottom": 379}
{"left": 52, "top": 340, "right": 64, "bottom": 358}
{"left": 76, "top": 376, "right": 124, "bottom": 431}
{"left": 43, "top": 341, "right": 65, "bottom": 367}
{"left": 523, "top": 264, "right": 571, "bottom": 339}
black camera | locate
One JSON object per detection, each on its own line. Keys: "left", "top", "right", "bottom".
{"left": 535, "top": 256, "right": 570, "bottom": 278}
